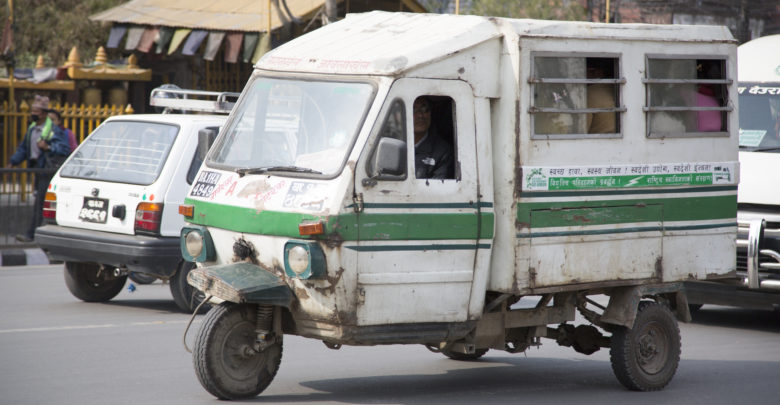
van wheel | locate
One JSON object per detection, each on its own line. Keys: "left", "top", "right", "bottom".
{"left": 610, "top": 301, "right": 681, "bottom": 391}
{"left": 442, "top": 348, "right": 489, "bottom": 361}
{"left": 129, "top": 272, "right": 157, "bottom": 285}
{"left": 170, "top": 261, "right": 208, "bottom": 313}
{"left": 64, "top": 262, "right": 127, "bottom": 302}
{"left": 193, "top": 303, "right": 282, "bottom": 400}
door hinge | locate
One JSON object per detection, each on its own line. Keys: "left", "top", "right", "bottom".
{"left": 353, "top": 193, "right": 364, "bottom": 213}
{"left": 358, "top": 287, "right": 366, "bottom": 305}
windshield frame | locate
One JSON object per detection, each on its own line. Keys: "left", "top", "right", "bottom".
{"left": 738, "top": 81, "right": 780, "bottom": 152}
{"left": 205, "top": 72, "right": 379, "bottom": 180}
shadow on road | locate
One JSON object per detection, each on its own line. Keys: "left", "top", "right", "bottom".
{"left": 244, "top": 356, "right": 779, "bottom": 405}
{"left": 690, "top": 305, "right": 780, "bottom": 332}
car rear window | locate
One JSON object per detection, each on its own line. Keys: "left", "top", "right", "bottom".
{"left": 60, "top": 121, "right": 179, "bottom": 185}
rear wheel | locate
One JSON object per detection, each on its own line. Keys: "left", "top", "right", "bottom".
{"left": 441, "top": 348, "right": 489, "bottom": 361}
{"left": 610, "top": 301, "right": 681, "bottom": 391}
{"left": 193, "top": 303, "right": 282, "bottom": 400}
{"left": 170, "top": 261, "right": 208, "bottom": 313}
{"left": 64, "top": 261, "right": 127, "bottom": 302}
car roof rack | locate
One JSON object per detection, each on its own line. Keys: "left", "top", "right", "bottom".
{"left": 149, "top": 87, "right": 240, "bottom": 114}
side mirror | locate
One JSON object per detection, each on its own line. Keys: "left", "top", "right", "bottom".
{"left": 197, "top": 128, "right": 218, "bottom": 161}
{"left": 364, "top": 137, "right": 406, "bottom": 187}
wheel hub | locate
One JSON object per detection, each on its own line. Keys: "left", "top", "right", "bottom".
{"left": 636, "top": 324, "right": 667, "bottom": 374}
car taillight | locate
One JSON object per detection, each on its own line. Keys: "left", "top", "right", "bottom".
{"left": 43, "top": 192, "right": 57, "bottom": 222}
{"left": 135, "top": 202, "right": 163, "bottom": 235}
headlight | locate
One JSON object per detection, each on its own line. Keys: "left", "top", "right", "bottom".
{"left": 180, "top": 226, "right": 215, "bottom": 262}
{"left": 288, "top": 246, "right": 309, "bottom": 275}
{"left": 284, "top": 241, "right": 326, "bottom": 279}
{"left": 185, "top": 231, "right": 203, "bottom": 258}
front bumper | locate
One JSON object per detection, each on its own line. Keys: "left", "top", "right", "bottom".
{"left": 34, "top": 224, "right": 181, "bottom": 276}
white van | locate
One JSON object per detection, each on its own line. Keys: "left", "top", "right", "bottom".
{"left": 177, "top": 12, "right": 738, "bottom": 399}
{"left": 34, "top": 88, "right": 236, "bottom": 312}
{"left": 685, "top": 34, "right": 780, "bottom": 309}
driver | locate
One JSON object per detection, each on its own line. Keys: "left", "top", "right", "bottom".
{"left": 413, "top": 96, "right": 454, "bottom": 179}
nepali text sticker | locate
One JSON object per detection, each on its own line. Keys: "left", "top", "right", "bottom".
{"left": 190, "top": 171, "right": 221, "bottom": 198}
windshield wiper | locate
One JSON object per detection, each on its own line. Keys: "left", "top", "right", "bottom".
{"left": 236, "top": 166, "right": 322, "bottom": 176}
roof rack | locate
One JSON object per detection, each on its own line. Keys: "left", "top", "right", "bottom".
{"left": 149, "top": 87, "right": 240, "bottom": 114}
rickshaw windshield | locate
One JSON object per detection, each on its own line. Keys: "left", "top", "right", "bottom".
{"left": 208, "top": 76, "right": 375, "bottom": 176}
{"left": 738, "top": 83, "right": 780, "bottom": 152}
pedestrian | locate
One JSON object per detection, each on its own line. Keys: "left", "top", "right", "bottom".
{"left": 6, "top": 95, "right": 72, "bottom": 242}
{"left": 48, "top": 109, "right": 78, "bottom": 151}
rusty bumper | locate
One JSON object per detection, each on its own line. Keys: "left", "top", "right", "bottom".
{"left": 187, "top": 262, "right": 294, "bottom": 307}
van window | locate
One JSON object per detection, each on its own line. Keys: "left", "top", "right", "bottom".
{"left": 531, "top": 55, "right": 623, "bottom": 139}
{"left": 413, "top": 95, "right": 456, "bottom": 180}
{"left": 645, "top": 57, "right": 730, "bottom": 138}
{"left": 59, "top": 121, "right": 179, "bottom": 185}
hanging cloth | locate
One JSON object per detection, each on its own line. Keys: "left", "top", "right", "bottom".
{"left": 182, "top": 30, "right": 208, "bottom": 56}
{"left": 136, "top": 27, "right": 159, "bottom": 53}
{"left": 203, "top": 32, "right": 225, "bottom": 61}
{"left": 124, "top": 26, "right": 145, "bottom": 51}
{"left": 224, "top": 32, "right": 243, "bottom": 63}
{"left": 242, "top": 33, "right": 259, "bottom": 63}
{"left": 156, "top": 27, "right": 174, "bottom": 54}
{"left": 106, "top": 25, "right": 127, "bottom": 49}
{"left": 168, "top": 28, "right": 191, "bottom": 55}
{"left": 252, "top": 32, "right": 271, "bottom": 64}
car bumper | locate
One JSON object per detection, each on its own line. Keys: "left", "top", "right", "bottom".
{"left": 34, "top": 225, "right": 181, "bottom": 277}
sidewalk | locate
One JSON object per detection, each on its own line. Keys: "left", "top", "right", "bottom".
{"left": 0, "top": 247, "right": 50, "bottom": 266}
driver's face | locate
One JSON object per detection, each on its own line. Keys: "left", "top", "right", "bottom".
{"left": 413, "top": 98, "right": 431, "bottom": 135}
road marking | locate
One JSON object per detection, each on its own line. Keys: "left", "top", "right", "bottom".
{"left": 0, "top": 319, "right": 199, "bottom": 334}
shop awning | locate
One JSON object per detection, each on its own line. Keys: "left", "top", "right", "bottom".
{"left": 90, "top": 0, "right": 326, "bottom": 33}
{"left": 91, "top": 0, "right": 426, "bottom": 63}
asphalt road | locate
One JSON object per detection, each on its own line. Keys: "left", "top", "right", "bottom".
{"left": 1, "top": 264, "right": 779, "bottom": 405}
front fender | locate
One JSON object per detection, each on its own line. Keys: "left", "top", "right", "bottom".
{"left": 187, "top": 262, "right": 293, "bottom": 307}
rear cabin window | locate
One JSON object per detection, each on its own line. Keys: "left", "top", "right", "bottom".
{"left": 530, "top": 55, "right": 623, "bottom": 139}
{"left": 645, "top": 57, "right": 731, "bottom": 138}
{"left": 59, "top": 121, "right": 179, "bottom": 185}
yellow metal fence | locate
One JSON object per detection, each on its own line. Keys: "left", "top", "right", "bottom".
{"left": 1, "top": 101, "right": 132, "bottom": 201}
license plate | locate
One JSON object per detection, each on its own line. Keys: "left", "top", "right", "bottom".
{"left": 78, "top": 197, "right": 109, "bottom": 223}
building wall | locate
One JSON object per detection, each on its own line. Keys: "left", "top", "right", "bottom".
{"left": 585, "top": 0, "right": 780, "bottom": 44}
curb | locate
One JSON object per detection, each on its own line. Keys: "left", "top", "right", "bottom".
{"left": 0, "top": 248, "right": 51, "bottom": 267}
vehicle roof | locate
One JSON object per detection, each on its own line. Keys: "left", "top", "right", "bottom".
{"left": 104, "top": 113, "right": 228, "bottom": 124}
{"left": 738, "top": 34, "right": 780, "bottom": 83}
{"left": 257, "top": 10, "right": 735, "bottom": 76}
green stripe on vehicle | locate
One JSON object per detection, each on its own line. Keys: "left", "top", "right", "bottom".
{"left": 517, "top": 194, "right": 736, "bottom": 229}
{"left": 346, "top": 243, "right": 492, "bottom": 252}
{"left": 518, "top": 222, "right": 736, "bottom": 238}
{"left": 185, "top": 199, "right": 494, "bottom": 240}
{"left": 520, "top": 185, "right": 736, "bottom": 198}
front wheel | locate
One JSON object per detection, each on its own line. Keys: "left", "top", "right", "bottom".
{"left": 610, "top": 301, "right": 681, "bottom": 391}
{"left": 64, "top": 262, "right": 127, "bottom": 302}
{"left": 170, "top": 261, "right": 208, "bottom": 313}
{"left": 193, "top": 303, "right": 282, "bottom": 400}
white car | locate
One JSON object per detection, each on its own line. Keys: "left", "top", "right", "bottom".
{"left": 34, "top": 88, "right": 236, "bottom": 312}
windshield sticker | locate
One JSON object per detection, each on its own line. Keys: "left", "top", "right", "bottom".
{"left": 190, "top": 171, "right": 222, "bottom": 198}
{"left": 238, "top": 180, "right": 286, "bottom": 202}
{"left": 738, "top": 85, "right": 780, "bottom": 95}
{"left": 523, "top": 162, "right": 737, "bottom": 191}
{"left": 284, "top": 181, "right": 327, "bottom": 211}
{"left": 739, "top": 129, "right": 767, "bottom": 147}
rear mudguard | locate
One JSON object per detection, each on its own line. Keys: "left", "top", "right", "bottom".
{"left": 187, "top": 262, "right": 293, "bottom": 307}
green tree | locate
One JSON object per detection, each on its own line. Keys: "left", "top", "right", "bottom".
{"left": 1, "top": 0, "right": 125, "bottom": 69}
{"left": 467, "top": 0, "right": 586, "bottom": 20}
